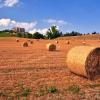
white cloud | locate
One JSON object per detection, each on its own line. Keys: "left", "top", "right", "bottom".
{"left": 0, "top": 18, "right": 37, "bottom": 31}
{"left": 0, "top": 0, "right": 19, "bottom": 7}
{"left": 15, "top": 22, "right": 37, "bottom": 31}
{"left": 0, "top": 18, "right": 11, "bottom": 26}
{"left": 29, "top": 28, "right": 48, "bottom": 35}
{"left": 0, "top": 18, "right": 79, "bottom": 33}
{"left": 4, "top": 0, "right": 19, "bottom": 7}
{"left": 43, "top": 19, "right": 67, "bottom": 26}
{"left": 43, "top": 19, "right": 80, "bottom": 32}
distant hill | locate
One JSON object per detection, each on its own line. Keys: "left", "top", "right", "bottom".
{"left": 56, "top": 34, "right": 100, "bottom": 40}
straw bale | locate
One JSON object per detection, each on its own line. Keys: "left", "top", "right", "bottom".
{"left": 66, "top": 41, "right": 70, "bottom": 44}
{"left": 16, "top": 39, "right": 19, "bottom": 42}
{"left": 66, "top": 46, "right": 100, "bottom": 80}
{"left": 47, "top": 43, "right": 56, "bottom": 51}
{"left": 29, "top": 40, "right": 33, "bottom": 44}
{"left": 56, "top": 41, "right": 58, "bottom": 44}
{"left": 22, "top": 42, "right": 28, "bottom": 47}
{"left": 82, "top": 41, "right": 86, "bottom": 45}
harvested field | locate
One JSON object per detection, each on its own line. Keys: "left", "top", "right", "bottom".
{"left": 0, "top": 36, "right": 100, "bottom": 100}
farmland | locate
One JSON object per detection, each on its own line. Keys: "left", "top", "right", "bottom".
{"left": 0, "top": 34, "right": 100, "bottom": 100}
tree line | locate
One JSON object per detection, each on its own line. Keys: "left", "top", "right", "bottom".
{"left": 0, "top": 26, "right": 99, "bottom": 39}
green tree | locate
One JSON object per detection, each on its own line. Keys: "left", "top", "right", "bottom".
{"left": 45, "top": 26, "right": 62, "bottom": 39}
{"left": 16, "top": 33, "right": 22, "bottom": 37}
{"left": 92, "top": 32, "right": 97, "bottom": 34}
{"left": 33, "top": 32, "right": 44, "bottom": 39}
{"left": 64, "top": 31, "right": 82, "bottom": 36}
{"left": 26, "top": 33, "right": 33, "bottom": 38}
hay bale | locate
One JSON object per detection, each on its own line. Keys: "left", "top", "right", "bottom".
{"left": 30, "top": 41, "right": 33, "bottom": 44}
{"left": 47, "top": 43, "right": 56, "bottom": 51}
{"left": 55, "top": 41, "right": 58, "bottom": 44}
{"left": 66, "top": 46, "right": 100, "bottom": 80}
{"left": 66, "top": 41, "right": 70, "bottom": 44}
{"left": 82, "top": 41, "right": 86, "bottom": 45}
{"left": 22, "top": 42, "right": 28, "bottom": 47}
{"left": 16, "top": 39, "right": 19, "bottom": 42}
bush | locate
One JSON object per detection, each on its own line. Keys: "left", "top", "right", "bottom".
{"left": 64, "top": 31, "right": 82, "bottom": 36}
{"left": 47, "top": 86, "right": 58, "bottom": 93}
{"left": 36, "top": 86, "right": 58, "bottom": 97}
{"left": 16, "top": 33, "right": 22, "bottom": 37}
{"left": 21, "top": 88, "right": 32, "bottom": 97}
{"left": 26, "top": 33, "right": 33, "bottom": 38}
{"left": 33, "top": 32, "right": 44, "bottom": 39}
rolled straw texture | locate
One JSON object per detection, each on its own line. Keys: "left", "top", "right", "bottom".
{"left": 66, "top": 46, "right": 100, "bottom": 80}
{"left": 47, "top": 43, "right": 56, "bottom": 51}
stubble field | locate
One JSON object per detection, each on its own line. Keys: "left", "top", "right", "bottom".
{"left": 0, "top": 35, "right": 100, "bottom": 100}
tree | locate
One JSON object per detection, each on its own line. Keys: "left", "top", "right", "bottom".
{"left": 26, "top": 33, "right": 33, "bottom": 38}
{"left": 92, "top": 32, "right": 97, "bottom": 34}
{"left": 33, "top": 32, "right": 44, "bottom": 39}
{"left": 64, "top": 31, "right": 82, "bottom": 36}
{"left": 16, "top": 33, "right": 22, "bottom": 37}
{"left": 45, "top": 26, "right": 62, "bottom": 39}
{"left": 70, "top": 31, "right": 82, "bottom": 36}
{"left": 45, "top": 30, "right": 54, "bottom": 39}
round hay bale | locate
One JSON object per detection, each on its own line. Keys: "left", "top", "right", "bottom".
{"left": 82, "top": 41, "right": 86, "bottom": 45}
{"left": 66, "top": 41, "right": 70, "bottom": 44}
{"left": 55, "top": 41, "right": 58, "bottom": 44}
{"left": 22, "top": 42, "right": 28, "bottom": 47}
{"left": 16, "top": 39, "right": 19, "bottom": 42}
{"left": 30, "top": 41, "right": 33, "bottom": 44}
{"left": 47, "top": 43, "right": 56, "bottom": 51}
{"left": 66, "top": 46, "right": 100, "bottom": 80}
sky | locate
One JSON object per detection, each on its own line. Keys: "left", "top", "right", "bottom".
{"left": 0, "top": 0, "right": 100, "bottom": 34}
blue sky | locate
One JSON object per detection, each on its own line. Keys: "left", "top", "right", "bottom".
{"left": 0, "top": 0, "right": 100, "bottom": 34}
